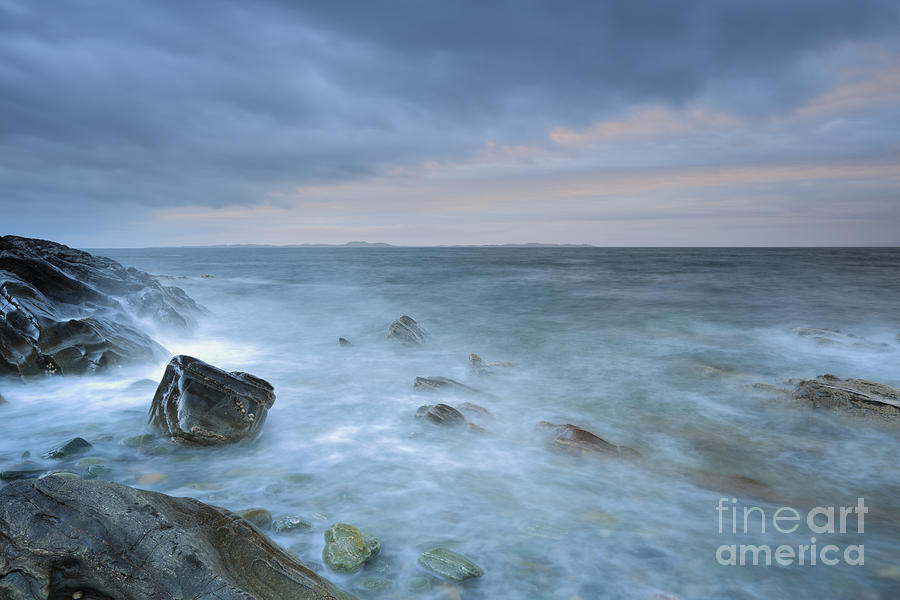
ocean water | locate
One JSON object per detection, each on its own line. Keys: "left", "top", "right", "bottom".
{"left": 2, "top": 247, "right": 899, "bottom": 599}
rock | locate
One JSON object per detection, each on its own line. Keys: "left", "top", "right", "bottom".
{"left": 417, "top": 547, "right": 484, "bottom": 582}
{"left": 38, "top": 470, "right": 81, "bottom": 480}
{"left": 537, "top": 422, "right": 639, "bottom": 458}
{"left": 138, "top": 472, "right": 166, "bottom": 485}
{"left": 352, "top": 577, "right": 392, "bottom": 593}
{"left": 414, "top": 376, "right": 481, "bottom": 394}
{"left": 459, "top": 401, "right": 492, "bottom": 418}
{"left": 338, "top": 337, "right": 352, "bottom": 347}
{"left": 0, "top": 469, "right": 46, "bottom": 481}
{"left": 273, "top": 516, "right": 313, "bottom": 533}
{"left": 0, "top": 476, "right": 353, "bottom": 599}
{"left": 682, "top": 469, "right": 774, "bottom": 502}
{"left": 237, "top": 508, "right": 273, "bottom": 530}
{"left": 322, "top": 523, "right": 381, "bottom": 574}
{"left": 793, "top": 375, "right": 900, "bottom": 418}
{"left": 416, "top": 404, "right": 468, "bottom": 428}
{"left": 0, "top": 236, "right": 202, "bottom": 377}
{"left": 149, "top": 355, "right": 275, "bottom": 445}
{"left": 469, "top": 353, "right": 513, "bottom": 375}
{"left": 120, "top": 433, "right": 155, "bottom": 448}
{"left": 43, "top": 436, "right": 92, "bottom": 459}
{"left": 0, "top": 393, "right": 5, "bottom": 405}
{"left": 387, "top": 315, "right": 427, "bottom": 344}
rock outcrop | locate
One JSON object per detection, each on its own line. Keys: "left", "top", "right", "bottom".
{"left": 0, "top": 476, "right": 352, "bottom": 600}
{"left": 0, "top": 236, "right": 202, "bottom": 377}
{"left": 387, "top": 315, "right": 427, "bottom": 344}
{"left": 149, "top": 355, "right": 275, "bottom": 445}
{"left": 793, "top": 374, "right": 900, "bottom": 418}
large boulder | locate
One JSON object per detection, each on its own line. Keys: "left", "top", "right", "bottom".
{"left": 149, "top": 355, "right": 275, "bottom": 445}
{"left": 0, "top": 476, "right": 352, "bottom": 600}
{"left": 386, "top": 315, "right": 427, "bottom": 344}
{"left": 793, "top": 374, "right": 900, "bottom": 418}
{"left": 0, "top": 236, "right": 202, "bottom": 377}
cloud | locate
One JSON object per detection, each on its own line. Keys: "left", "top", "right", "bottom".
{"left": 0, "top": 0, "right": 898, "bottom": 245}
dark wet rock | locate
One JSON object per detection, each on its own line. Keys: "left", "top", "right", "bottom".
{"left": 416, "top": 403, "right": 468, "bottom": 428}
{"left": 0, "top": 476, "right": 353, "bottom": 599}
{"left": 237, "top": 507, "right": 273, "bottom": 530}
{"left": 793, "top": 374, "right": 900, "bottom": 418}
{"left": 0, "top": 236, "right": 203, "bottom": 377}
{"left": 414, "top": 376, "right": 481, "bottom": 394}
{"left": 322, "top": 523, "right": 381, "bottom": 574}
{"left": 149, "top": 355, "right": 275, "bottom": 445}
{"left": 273, "top": 516, "right": 313, "bottom": 533}
{"left": 417, "top": 547, "right": 484, "bottom": 582}
{"left": 338, "top": 337, "right": 353, "bottom": 347}
{"left": 538, "top": 422, "right": 639, "bottom": 458}
{"left": 42, "top": 437, "right": 92, "bottom": 459}
{"left": 387, "top": 315, "right": 427, "bottom": 344}
{"left": 0, "top": 469, "right": 46, "bottom": 481}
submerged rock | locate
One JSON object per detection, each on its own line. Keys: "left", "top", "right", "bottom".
{"left": 793, "top": 374, "right": 900, "bottom": 418}
{"left": 417, "top": 547, "right": 484, "bottom": 581}
{"left": 683, "top": 469, "right": 775, "bottom": 502}
{"left": 273, "top": 516, "right": 313, "bottom": 534}
{"left": 469, "top": 353, "right": 514, "bottom": 375}
{"left": 0, "top": 236, "right": 202, "bottom": 377}
{"left": 0, "top": 476, "right": 352, "bottom": 599}
{"left": 322, "top": 523, "right": 381, "bottom": 574}
{"left": 416, "top": 403, "right": 468, "bottom": 427}
{"left": 338, "top": 337, "right": 353, "bottom": 347}
{"left": 414, "top": 376, "right": 482, "bottom": 394}
{"left": 149, "top": 355, "right": 276, "bottom": 445}
{"left": 42, "top": 436, "right": 92, "bottom": 459}
{"left": 538, "top": 422, "right": 639, "bottom": 458}
{"left": 387, "top": 315, "right": 427, "bottom": 344}
{"left": 237, "top": 508, "right": 273, "bottom": 530}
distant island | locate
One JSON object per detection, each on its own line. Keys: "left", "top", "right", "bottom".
{"left": 171, "top": 242, "right": 596, "bottom": 248}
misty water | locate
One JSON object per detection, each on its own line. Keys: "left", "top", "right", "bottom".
{"left": 2, "top": 247, "right": 899, "bottom": 599}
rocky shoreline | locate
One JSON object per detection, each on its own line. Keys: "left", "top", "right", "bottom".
{"left": 2, "top": 237, "right": 899, "bottom": 598}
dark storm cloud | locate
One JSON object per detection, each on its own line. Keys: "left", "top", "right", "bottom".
{"left": 0, "top": 0, "right": 898, "bottom": 217}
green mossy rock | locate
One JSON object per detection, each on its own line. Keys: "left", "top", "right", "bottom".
{"left": 322, "top": 523, "right": 380, "bottom": 573}
{"left": 121, "top": 434, "right": 155, "bottom": 448}
{"left": 236, "top": 507, "right": 273, "bottom": 530}
{"left": 417, "top": 547, "right": 484, "bottom": 581}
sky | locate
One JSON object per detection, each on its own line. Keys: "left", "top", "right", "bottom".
{"left": 1, "top": 0, "right": 899, "bottom": 247}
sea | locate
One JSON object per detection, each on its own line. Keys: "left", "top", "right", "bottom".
{"left": 2, "top": 247, "right": 899, "bottom": 599}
